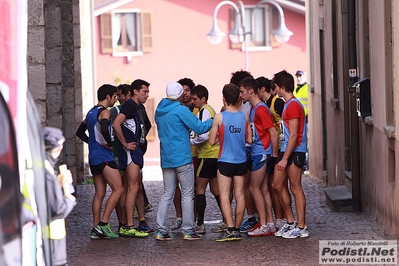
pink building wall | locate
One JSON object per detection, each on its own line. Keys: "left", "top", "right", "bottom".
{"left": 94, "top": 0, "right": 306, "bottom": 164}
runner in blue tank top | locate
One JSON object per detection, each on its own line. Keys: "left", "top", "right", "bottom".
{"left": 209, "top": 83, "right": 252, "bottom": 242}
{"left": 76, "top": 84, "right": 124, "bottom": 239}
{"left": 271, "top": 70, "right": 309, "bottom": 239}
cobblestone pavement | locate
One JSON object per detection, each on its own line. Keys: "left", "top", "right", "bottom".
{"left": 66, "top": 174, "right": 393, "bottom": 266}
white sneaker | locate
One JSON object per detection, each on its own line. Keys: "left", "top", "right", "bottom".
{"left": 275, "top": 219, "right": 286, "bottom": 231}
{"left": 247, "top": 224, "right": 276, "bottom": 237}
{"left": 282, "top": 226, "right": 309, "bottom": 238}
{"left": 275, "top": 222, "right": 296, "bottom": 237}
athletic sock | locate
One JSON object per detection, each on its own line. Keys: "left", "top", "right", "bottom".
{"left": 196, "top": 194, "right": 206, "bottom": 226}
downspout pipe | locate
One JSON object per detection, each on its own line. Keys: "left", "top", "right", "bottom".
{"left": 347, "top": 0, "right": 361, "bottom": 212}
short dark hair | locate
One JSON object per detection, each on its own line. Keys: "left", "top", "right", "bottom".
{"left": 238, "top": 77, "right": 259, "bottom": 94}
{"left": 131, "top": 79, "right": 150, "bottom": 93}
{"left": 222, "top": 83, "right": 240, "bottom": 106}
{"left": 121, "top": 85, "right": 131, "bottom": 96}
{"left": 97, "top": 84, "right": 117, "bottom": 101}
{"left": 272, "top": 70, "right": 294, "bottom": 93}
{"left": 191, "top": 84, "right": 208, "bottom": 101}
{"left": 178, "top": 78, "right": 195, "bottom": 91}
{"left": 256, "top": 76, "right": 272, "bottom": 93}
{"left": 230, "top": 70, "right": 253, "bottom": 86}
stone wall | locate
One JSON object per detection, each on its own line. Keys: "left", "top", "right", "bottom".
{"left": 28, "top": 0, "right": 83, "bottom": 183}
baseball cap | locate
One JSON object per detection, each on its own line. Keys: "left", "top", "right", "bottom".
{"left": 42, "top": 127, "right": 65, "bottom": 150}
{"left": 295, "top": 70, "right": 305, "bottom": 76}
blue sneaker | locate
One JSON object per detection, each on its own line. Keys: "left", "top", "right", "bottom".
{"left": 171, "top": 217, "right": 182, "bottom": 231}
{"left": 155, "top": 231, "right": 173, "bottom": 241}
{"left": 138, "top": 220, "right": 154, "bottom": 233}
{"left": 240, "top": 218, "right": 258, "bottom": 233}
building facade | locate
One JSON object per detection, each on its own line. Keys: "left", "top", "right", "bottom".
{"left": 307, "top": 0, "right": 399, "bottom": 236}
{"left": 90, "top": 0, "right": 306, "bottom": 166}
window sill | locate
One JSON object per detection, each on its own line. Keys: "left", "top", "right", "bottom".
{"left": 112, "top": 51, "right": 144, "bottom": 57}
{"left": 242, "top": 46, "right": 273, "bottom": 52}
{"left": 383, "top": 125, "right": 395, "bottom": 139}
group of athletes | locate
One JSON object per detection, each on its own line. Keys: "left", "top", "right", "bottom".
{"left": 75, "top": 68, "right": 308, "bottom": 242}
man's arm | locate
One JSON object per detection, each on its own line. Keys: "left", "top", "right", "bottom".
{"left": 268, "top": 126, "right": 279, "bottom": 157}
{"left": 98, "top": 109, "right": 113, "bottom": 147}
{"left": 181, "top": 107, "right": 213, "bottom": 135}
{"left": 245, "top": 114, "right": 252, "bottom": 144}
{"left": 112, "top": 113, "right": 129, "bottom": 149}
{"left": 208, "top": 113, "right": 221, "bottom": 145}
{"left": 75, "top": 120, "right": 88, "bottom": 143}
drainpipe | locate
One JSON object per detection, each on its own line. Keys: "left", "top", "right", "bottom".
{"left": 347, "top": 0, "right": 361, "bottom": 212}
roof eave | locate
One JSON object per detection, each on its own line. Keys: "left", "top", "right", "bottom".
{"left": 94, "top": 0, "right": 135, "bottom": 16}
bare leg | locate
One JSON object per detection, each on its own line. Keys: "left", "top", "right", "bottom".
{"left": 217, "top": 170, "right": 234, "bottom": 227}
{"left": 233, "top": 175, "right": 245, "bottom": 228}
{"left": 124, "top": 162, "right": 142, "bottom": 226}
{"left": 100, "top": 166, "right": 124, "bottom": 223}
{"left": 92, "top": 174, "right": 106, "bottom": 227}
{"left": 286, "top": 164, "right": 306, "bottom": 228}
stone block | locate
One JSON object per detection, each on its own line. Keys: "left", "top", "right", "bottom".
{"left": 45, "top": 7, "right": 62, "bottom": 48}
{"left": 28, "top": 27, "right": 45, "bottom": 64}
{"left": 46, "top": 48, "right": 62, "bottom": 84}
{"left": 63, "top": 87, "right": 75, "bottom": 109}
{"left": 28, "top": 0, "right": 44, "bottom": 26}
{"left": 28, "top": 65, "right": 46, "bottom": 100}
{"left": 324, "top": 185, "right": 352, "bottom": 212}
{"left": 62, "top": 65, "right": 74, "bottom": 87}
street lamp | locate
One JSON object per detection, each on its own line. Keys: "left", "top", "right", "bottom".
{"left": 207, "top": 0, "right": 293, "bottom": 70}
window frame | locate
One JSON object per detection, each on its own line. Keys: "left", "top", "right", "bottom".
{"left": 100, "top": 9, "right": 153, "bottom": 57}
{"left": 230, "top": 5, "right": 280, "bottom": 52}
{"left": 111, "top": 9, "right": 144, "bottom": 57}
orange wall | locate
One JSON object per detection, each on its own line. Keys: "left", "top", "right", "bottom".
{"left": 94, "top": 0, "right": 306, "bottom": 164}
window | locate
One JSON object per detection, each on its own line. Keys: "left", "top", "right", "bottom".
{"left": 230, "top": 5, "right": 280, "bottom": 51}
{"left": 100, "top": 10, "right": 153, "bottom": 56}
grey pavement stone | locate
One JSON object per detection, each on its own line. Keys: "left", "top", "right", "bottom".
{"left": 66, "top": 174, "right": 394, "bottom": 265}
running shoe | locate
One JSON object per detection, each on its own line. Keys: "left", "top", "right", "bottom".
{"left": 155, "top": 231, "right": 173, "bottom": 241}
{"left": 119, "top": 226, "right": 149, "bottom": 238}
{"left": 194, "top": 224, "right": 206, "bottom": 234}
{"left": 239, "top": 218, "right": 258, "bottom": 233}
{"left": 274, "top": 222, "right": 296, "bottom": 237}
{"left": 145, "top": 203, "right": 154, "bottom": 213}
{"left": 282, "top": 226, "right": 309, "bottom": 239}
{"left": 93, "top": 223, "right": 119, "bottom": 239}
{"left": 247, "top": 224, "right": 276, "bottom": 237}
{"left": 170, "top": 217, "right": 182, "bottom": 231}
{"left": 138, "top": 220, "right": 154, "bottom": 233}
{"left": 90, "top": 228, "right": 100, "bottom": 239}
{"left": 215, "top": 230, "right": 242, "bottom": 242}
{"left": 211, "top": 222, "right": 227, "bottom": 233}
{"left": 183, "top": 231, "right": 203, "bottom": 240}
{"left": 275, "top": 218, "right": 286, "bottom": 231}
